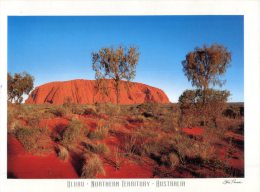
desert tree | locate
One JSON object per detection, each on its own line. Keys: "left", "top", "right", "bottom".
{"left": 180, "top": 44, "right": 232, "bottom": 126}
{"left": 182, "top": 44, "right": 231, "bottom": 102}
{"left": 8, "top": 72, "right": 34, "bottom": 104}
{"left": 92, "top": 45, "right": 140, "bottom": 104}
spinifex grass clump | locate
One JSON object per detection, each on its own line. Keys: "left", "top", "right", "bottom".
{"left": 61, "top": 118, "right": 86, "bottom": 147}
{"left": 14, "top": 126, "right": 51, "bottom": 152}
{"left": 49, "top": 106, "right": 68, "bottom": 117}
{"left": 88, "top": 120, "right": 109, "bottom": 140}
{"left": 160, "top": 152, "right": 180, "bottom": 168}
{"left": 83, "top": 140, "right": 110, "bottom": 156}
{"left": 94, "top": 143, "right": 110, "bottom": 155}
{"left": 81, "top": 153, "right": 105, "bottom": 178}
{"left": 95, "top": 103, "right": 121, "bottom": 117}
{"left": 56, "top": 144, "right": 69, "bottom": 161}
{"left": 169, "top": 133, "right": 216, "bottom": 164}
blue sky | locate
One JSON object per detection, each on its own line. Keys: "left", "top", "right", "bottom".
{"left": 8, "top": 16, "right": 244, "bottom": 102}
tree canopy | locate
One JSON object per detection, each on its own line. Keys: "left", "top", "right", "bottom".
{"left": 8, "top": 72, "right": 34, "bottom": 104}
{"left": 92, "top": 45, "right": 140, "bottom": 103}
{"left": 182, "top": 44, "right": 231, "bottom": 90}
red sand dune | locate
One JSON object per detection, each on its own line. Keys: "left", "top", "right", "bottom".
{"left": 25, "top": 79, "right": 170, "bottom": 105}
{"left": 8, "top": 135, "right": 78, "bottom": 179}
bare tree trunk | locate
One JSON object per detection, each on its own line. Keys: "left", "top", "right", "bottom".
{"left": 202, "top": 86, "right": 208, "bottom": 126}
{"left": 115, "top": 80, "right": 120, "bottom": 104}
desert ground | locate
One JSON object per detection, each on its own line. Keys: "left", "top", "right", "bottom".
{"left": 8, "top": 100, "right": 244, "bottom": 178}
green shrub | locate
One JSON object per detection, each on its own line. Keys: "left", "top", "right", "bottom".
{"left": 81, "top": 154, "right": 105, "bottom": 178}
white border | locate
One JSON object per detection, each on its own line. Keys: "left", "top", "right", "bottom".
{"left": 0, "top": 0, "right": 260, "bottom": 192}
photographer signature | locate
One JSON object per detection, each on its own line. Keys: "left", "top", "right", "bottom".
{"left": 223, "top": 179, "right": 242, "bottom": 184}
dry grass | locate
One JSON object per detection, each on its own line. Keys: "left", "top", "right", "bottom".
{"left": 94, "top": 143, "right": 110, "bottom": 155}
{"left": 128, "top": 115, "right": 146, "bottom": 123}
{"left": 7, "top": 102, "right": 244, "bottom": 178}
{"left": 61, "top": 118, "right": 86, "bottom": 146}
{"left": 8, "top": 119, "right": 22, "bottom": 134}
{"left": 81, "top": 153, "right": 105, "bottom": 178}
{"left": 14, "top": 126, "right": 51, "bottom": 152}
{"left": 169, "top": 133, "right": 217, "bottom": 163}
{"left": 168, "top": 153, "right": 180, "bottom": 168}
{"left": 142, "top": 141, "right": 163, "bottom": 156}
{"left": 95, "top": 103, "right": 121, "bottom": 116}
{"left": 56, "top": 144, "right": 69, "bottom": 161}
{"left": 88, "top": 120, "right": 109, "bottom": 140}
{"left": 49, "top": 107, "right": 68, "bottom": 117}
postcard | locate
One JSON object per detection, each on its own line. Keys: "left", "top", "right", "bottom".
{"left": 0, "top": 0, "right": 259, "bottom": 192}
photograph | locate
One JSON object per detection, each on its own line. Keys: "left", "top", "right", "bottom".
{"left": 7, "top": 15, "right": 245, "bottom": 179}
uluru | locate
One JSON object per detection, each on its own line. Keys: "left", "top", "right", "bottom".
{"left": 25, "top": 79, "right": 170, "bottom": 105}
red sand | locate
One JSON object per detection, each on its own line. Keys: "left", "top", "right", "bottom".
{"left": 8, "top": 135, "right": 78, "bottom": 179}
{"left": 25, "top": 79, "right": 170, "bottom": 105}
{"left": 103, "top": 135, "right": 121, "bottom": 147}
{"left": 8, "top": 114, "right": 244, "bottom": 178}
{"left": 97, "top": 160, "right": 153, "bottom": 178}
{"left": 39, "top": 117, "right": 69, "bottom": 130}
{"left": 218, "top": 146, "right": 244, "bottom": 170}
{"left": 182, "top": 127, "right": 204, "bottom": 136}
